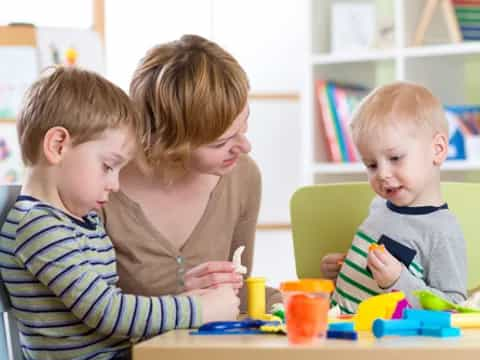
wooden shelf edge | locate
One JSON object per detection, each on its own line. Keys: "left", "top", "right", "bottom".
{"left": 0, "top": 25, "right": 36, "bottom": 46}
{"left": 92, "top": 0, "right": 105, "bottom": 44}
{"left": 256, "top": 223, "right": 291, "bottom": 231}
{"left": 0, "top": 118, "right": 16, "bottom": 123}
{"left": 249, "top": 93, "right": 300, "bottom": 102}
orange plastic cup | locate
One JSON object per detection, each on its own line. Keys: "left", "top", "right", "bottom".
{"left": 280, "top": 279, "right": 334, "bottom": 344}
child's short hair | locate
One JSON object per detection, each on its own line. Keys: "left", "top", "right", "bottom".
{"left": 351, "top": 82, "right": 448, "bottom": 146}
{"left": 17, "top": 66, "right": 142, "bottom": 166}
{"left": 129, "top": 34, "right": 250, "bottom": 173}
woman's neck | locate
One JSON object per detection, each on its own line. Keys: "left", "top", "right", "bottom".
{"left": 120, "top": 159, "right": 216, "bottom": 194}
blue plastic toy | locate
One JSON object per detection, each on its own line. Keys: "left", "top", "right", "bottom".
{"left": 372, "top": 319, "right": 422, "bottom": 338}
{"left": 373, "top": 309, "right": 461, "bottom": 338}
{"left": 190, "top": 319, "right": 280, "bottom": 335}
{"left": 326, "top": 330, "right": 358, "bottom": 340}
{"left": 328, "top": 322, "right": 355, "bottom": 332}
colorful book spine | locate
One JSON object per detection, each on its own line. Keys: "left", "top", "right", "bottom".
{"left": 316, "top": 80, "right": 342, "bottom": 162}
{"left": 334, "top": 87, "right": 358, "bottom": 162}
{"left": 453, "top": 0, "right": 480, "bottom": 40}
{"left": 326, "top": 82, "right": 349, "bottom": 162}
{"left": 315, "top": 80, "right": 369, "bottom": 163}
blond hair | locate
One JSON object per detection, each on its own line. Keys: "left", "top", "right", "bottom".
{"left": 17, "top": 66, "right": 142, "bottom": 166}
{"left": 129, "top": 34, "right": 249, "bottom": 176}
{"left": 351, "top": 82, "right": 448, "bottom": 146}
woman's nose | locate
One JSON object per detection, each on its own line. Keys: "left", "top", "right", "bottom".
{"left": 232, "top": 134, "right": 251, "bottom": 154}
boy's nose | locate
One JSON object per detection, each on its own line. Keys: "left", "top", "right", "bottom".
{"left": 377, "top": 165, "right": 392, "bottom": 180}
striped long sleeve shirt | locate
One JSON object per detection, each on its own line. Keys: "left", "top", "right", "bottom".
{"left": 0, "top": 196, "right": 201, "bottom": 360}
{"left": 331, "top": 197, "right": 467, "bottom": 314}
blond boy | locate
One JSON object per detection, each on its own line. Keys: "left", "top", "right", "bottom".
{"left": 323, "top": 82, "right": 467, "bottom": 314}
{"left": 0, "top": 67, "right": 238, "bottom": 359}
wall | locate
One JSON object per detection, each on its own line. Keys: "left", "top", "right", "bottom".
{"left": 105, "top": 0, "right": 307, "bottom": 287}
{"left": 1, "top": 0, "right": 307, "bottom": 287}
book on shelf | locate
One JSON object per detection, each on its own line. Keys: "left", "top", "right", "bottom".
{"left": 315, "top": 82, "right": 480, "bottom": 164}
{"left": 315, "top": 80, "right": 368, "bottom": 163}
{"left": 453, "top": 0, "right": 480, "bottom": 40}
{"left": 445, "top": 105, "right": 480, "bottom": 160}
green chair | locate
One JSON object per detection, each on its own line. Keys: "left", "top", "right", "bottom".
{"left": 290, "top": 182, "right": 480, "bottom": 292}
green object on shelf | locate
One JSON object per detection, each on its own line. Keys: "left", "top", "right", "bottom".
{"left": 414, "top": 290, "right": 480, "bottom": 313}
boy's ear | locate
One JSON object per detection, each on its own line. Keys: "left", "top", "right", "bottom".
{"left": 43, "top": 127, "right": 72, "bottom": 165}
{"left": 432, "top": 132, "right": 448, "bottom": 166}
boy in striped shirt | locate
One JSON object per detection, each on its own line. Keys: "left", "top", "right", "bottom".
{"left": 322, "top": 82, "right": 467, "bottom": 314}
{"left": 0, "top": 67, "right": 239, "bottom": 359}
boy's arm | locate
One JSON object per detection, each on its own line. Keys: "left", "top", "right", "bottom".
{"left": 386, "top": 230, "right": 467, "bottom": 308}
{"left": 15, "top": 209, "right": 201, "bottom": 338}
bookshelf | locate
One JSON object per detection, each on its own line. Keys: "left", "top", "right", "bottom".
{"left": 302, "top": 0, "right": 480, "bottom": 185}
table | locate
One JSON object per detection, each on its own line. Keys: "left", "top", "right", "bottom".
{"left": 133, "top": 329, "right": 480, "bottom": 360}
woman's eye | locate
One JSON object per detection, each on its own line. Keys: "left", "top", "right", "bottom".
{"left": 103, "top": 164, "right": 113, "bottom": 172}
{"left": 390, "top": 156, "right": 401, "bottom": 162}
{"left": 213, "top": 142, "right": 227, "bottom": 148}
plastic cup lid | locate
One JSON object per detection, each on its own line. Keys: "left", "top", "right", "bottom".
{"left": 280, "top": 278, "right": 335, "bottom": 293}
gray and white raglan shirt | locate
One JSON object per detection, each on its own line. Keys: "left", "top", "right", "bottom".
{"left": 331, "top": 196, "right": 467, "bottom": 314}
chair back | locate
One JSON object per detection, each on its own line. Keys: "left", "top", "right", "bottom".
{"left": 290, "top": 182, "right": 480, "bottom": 291}
{"left": 0, "top": 185, "right": 22, "bottom": 360}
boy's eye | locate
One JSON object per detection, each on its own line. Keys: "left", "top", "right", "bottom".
{"left": 365, "top": 163, "right": 377, "bottom": 170}
{"left": 390, "top": 155, "right": 402, "bottom": 162}
{"left": 103, "top": 163, "right": 114, "bottom": 172}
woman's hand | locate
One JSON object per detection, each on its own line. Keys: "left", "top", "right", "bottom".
{"left": 184, "top": 261, "right": 243, "bottom": 292}
{"left": 320, "top": 253, "right": 346, "bottom": 280}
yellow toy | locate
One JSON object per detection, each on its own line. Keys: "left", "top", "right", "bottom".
{"left": 64, "top": 47, "right": 78, "bottom": 66}
{"left": 245, "top": 277, "right": 266, "bottom": 319}
{"left": 354, "top": 292, "right": 405, "bottom": 331}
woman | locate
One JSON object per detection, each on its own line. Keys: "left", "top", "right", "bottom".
{"left": 102, "top": 34, "right": 281, "bottom": 312}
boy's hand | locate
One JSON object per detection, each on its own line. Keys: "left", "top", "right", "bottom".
{"left": 367, "top": 247, "right": 402, "bottom": 288}
{"left": 199, "top": 285, "right": 240, "bottom": 323}
{"left": 320, "top": 253, "right": 346, "bottom": 280}
{"left": 184, "top": 261, "right": 243, "bottom": 292}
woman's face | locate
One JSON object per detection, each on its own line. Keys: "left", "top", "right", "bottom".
{"left": 189, "top": 104, "right": 251, "bottom": 176}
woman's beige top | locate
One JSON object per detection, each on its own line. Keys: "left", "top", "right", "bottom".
{"left": 102, "top": 155, "right": 282, "bottom": 311}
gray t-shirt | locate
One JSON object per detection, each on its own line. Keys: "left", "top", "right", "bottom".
{"left": 331, "top": 196, "right": 467, "bottom": 314}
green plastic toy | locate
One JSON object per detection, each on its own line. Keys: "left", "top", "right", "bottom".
{"left": 414, "top": 290, "right": 480, "bottom": 313}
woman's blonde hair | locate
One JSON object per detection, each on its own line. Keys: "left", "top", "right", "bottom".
{"left": 130, "top": 34, "right": 249, "bottom": 176}
{"left": 351, "top": 82, "right": 448, "bottom": 146}
{"left": 17, "top": 66, "right": 142, "bottom": 166}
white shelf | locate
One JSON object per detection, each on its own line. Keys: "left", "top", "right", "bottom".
{"left": 311, "top": 49, "right": 397, "bottom": 65}
{"left": 311, "top": 42, "right": 480, "bottom": 66}
{"left": 404, "top": 42, "right": 480, "bottom": 58}
{"left": 312, "top": 161, "right": 480, "bottom": 175}
{"left": 303, "top": 0, "right": 480, "bottom": 184}
{"left": 312, "top": 163, "right": 364, "bottom": 175}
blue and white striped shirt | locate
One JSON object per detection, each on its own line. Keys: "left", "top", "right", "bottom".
{"left": 0, "top": 196, "right": 201, "bottom": 359}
